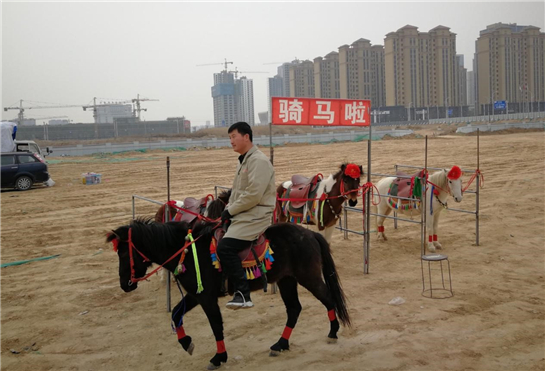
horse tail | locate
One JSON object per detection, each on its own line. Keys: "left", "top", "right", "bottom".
{"left": 315, "top": 233, "right": 351, "bottom": 327}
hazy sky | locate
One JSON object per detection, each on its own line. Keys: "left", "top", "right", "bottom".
{"left": 2, "top": 1, "right": 544, "bottom": 126}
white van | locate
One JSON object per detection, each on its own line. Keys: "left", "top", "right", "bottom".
{"left": 14, "top": 140, "right": 53, "bottom": 158}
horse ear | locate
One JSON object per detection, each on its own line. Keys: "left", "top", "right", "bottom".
{"left": 106, "top": 230, "right": 119, "bottom": 243}
{"left": 107, "top": 226, "right": 130, "bottom": 242}
{"left": 359, "top": 165, "right": 364, "bottom": 177}
{"left": 340, "top": 163, "right": 346, "bottom": 171}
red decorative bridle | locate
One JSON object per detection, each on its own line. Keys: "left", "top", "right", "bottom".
{"left": 111, "top": 225, "right": 216, "bottom": 286}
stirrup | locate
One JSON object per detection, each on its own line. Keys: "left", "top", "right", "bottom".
{"left": 226, "top": 290, "right": 254, "bottom": 310}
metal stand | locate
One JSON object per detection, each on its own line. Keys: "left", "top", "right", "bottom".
{"left": 421, "top": 253, "right": 453, "bottom": 299}
{"left": 166, "top": 157, "right": 172, "bottom": 312}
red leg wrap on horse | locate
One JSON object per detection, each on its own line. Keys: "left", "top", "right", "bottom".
{"left": 328, "top": 309, "right": 336, "bottom": 322}
{"left": 378, "top": 226, "right": 384, "bottom": 233}
{"left": 281, "top": 326, "right": 293, "bottom": 340}
{"left": 429, "top": 235, "right": 433, "bottom": 242}
{"left": 216, "top": 340, "right": 226, "bottom": 353}
{"left": 433, "top": 235, "right": 438, "bottom": 241}
{"left": 176, "top": 326, "right": 186, "bottom": 340}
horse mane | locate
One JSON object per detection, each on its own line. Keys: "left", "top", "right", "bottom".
{"left": 429, "top": 169, "right": 447, "bottom": 189}
{"left": 218, "top": 189, "right": 231, "bottom": 203}
{"left": 334, "top": 163, "right": 347, "bottom": 179}
{"left": 316, "top": 163, "right": 354, "bottom": 195}
{"left": 134, "top": 216, "right": 156, "bottom": 225}
{"left": 127, "top": 218, "right": 190, "bottom": 253}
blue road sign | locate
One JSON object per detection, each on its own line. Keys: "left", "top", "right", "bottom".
{"left": 494, "top": 101, "right": 506, "bottom": 110}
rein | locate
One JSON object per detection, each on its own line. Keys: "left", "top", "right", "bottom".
{"left": 428, "top": 169, "right": 484, "bottom": 195}
{"left": 463, "top": 169, "right": 484, "bottom": 192}
{"left": 427, "top": 180, "right": 451, "bottom": 196}
{"left": 322, "top": 181, "right": 378, "bottom": 218}
{"left": 278, "top": 181, "right": 377, "bottom": 227}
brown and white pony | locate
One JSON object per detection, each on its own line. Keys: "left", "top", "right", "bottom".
{"left": 373, "top": 166, "right": 464, "bottom": 252}
{"left": 275, "top": 163, "right": 364, "bottom": 244}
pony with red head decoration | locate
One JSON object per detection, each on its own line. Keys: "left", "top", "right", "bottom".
{"left": 275, "top": 163, "right": 364, "bottom": 244}
{"left": 373, "top": 166, "right": 464, "bottom": 252}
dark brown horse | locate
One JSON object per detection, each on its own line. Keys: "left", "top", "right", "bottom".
{"left": 275, "top": 163, "right": 364, "bottom": 244}
{"left": 107, "top": 198, "right": 350, "bottom": 370}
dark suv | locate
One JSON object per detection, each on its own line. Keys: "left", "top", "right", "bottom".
{"left": 1, "top": 152, "right": 50, "bottom": 191}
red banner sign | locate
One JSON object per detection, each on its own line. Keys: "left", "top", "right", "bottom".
{"left": 271, "top": 97, "right": 371, "bottom": 126}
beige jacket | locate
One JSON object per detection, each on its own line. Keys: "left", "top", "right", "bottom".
{"left": 225, "top": 145, "right": 276, "bottom": 241}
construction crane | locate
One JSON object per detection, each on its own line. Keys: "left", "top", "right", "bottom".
{"left": 196, "top": 58, "right": 233, "bottom": 72}
{"left": 228, "top": 67, "right": 268, "bottom": 79}
{"left": 3, "top": 100, "right": 82, "bottom": 126}
{"left": 131, "top": 94, "right": 159, "bottom": 120}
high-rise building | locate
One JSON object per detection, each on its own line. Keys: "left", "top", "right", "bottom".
{"left": 278, "top": 61, "right": 296, "bottom": 98}
{"left": 236, "top": 76, "right": 255, "bottom": 126}
{"left": 371, "top": 45, "right": 387, "bottom": 108}
{"left": 212, "top": 71, "right": 255, "bottom": 127}
{"left": 475, "top": 22, "right": 544, "bottom": 114}
{"left": 212, "top": 71, "right": 236, "bottom": 127}
{"left": 267, "top": 75, "right": 284, "bottom": 122}
{"left": 267, "top": 60, "right": 301, "bottom": 121}
{"left": 289, "top": 60, "right": 315, "bottom": 97}
{"left": 384, "top": 25, "right": 459, "bottom": 114}
{"left": 338, "top": 38, "right": 386, "bottom": 107}
{"left": 314, "top": 52, "right": 340, "bottom": 99}
{"left": 456, "top": 55, "right": 468, "bottom": 106}
{"left": 467, "top": 70, "right": 476, "bottom": 110}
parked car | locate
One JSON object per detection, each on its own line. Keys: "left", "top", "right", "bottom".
{"left": 1, "top": 152, "right": 50, "bottom": 191}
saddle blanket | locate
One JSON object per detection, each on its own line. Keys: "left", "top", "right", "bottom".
{"left": 210, "top": 228, "right": 274, "bottom": 280}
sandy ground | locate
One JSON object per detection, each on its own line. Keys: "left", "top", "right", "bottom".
{"left": 1, "top": 131, "right": 544, "bottom": 371}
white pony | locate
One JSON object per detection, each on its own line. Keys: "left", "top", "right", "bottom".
{"left": 373, "top": 166, "right": 463, "bottom": 252}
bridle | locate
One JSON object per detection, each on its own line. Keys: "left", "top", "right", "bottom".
{"left": 113, "top": 222, "right": 221, "bottom": 287}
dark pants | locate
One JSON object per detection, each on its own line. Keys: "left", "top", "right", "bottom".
{"left": 216, "top": 237, "right": 252, "bottom": 298}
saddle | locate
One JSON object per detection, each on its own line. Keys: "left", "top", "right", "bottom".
{"left": 172, "top": 196, "right": 210, "bottom": 224}
{"left": 211, "top": 228, "right": 273, "bottom": 290}
{"left": 287, "top": 174, "right": 322, "bottom": 209}
{"left": 388, "top": 170, "right": 427, "bottom": 210}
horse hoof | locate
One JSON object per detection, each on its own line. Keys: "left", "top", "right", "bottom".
{"left": 269, "top": 350, "right": 281, "bottom": 357}
{"left": 207, "top": 363, "right": 221, "bottom": 370}
{"left": 327, "top": 337, "right": 338, "bottom": 344}
{"left": 427, "top": 245, "right": 436, "bottom": 253}
{"left": 187, "top": 342, "right": 195, "bottom": 356}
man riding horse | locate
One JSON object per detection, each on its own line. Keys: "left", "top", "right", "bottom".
{"left": 217, "top": 121, "right": 276, "bottom": 309}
